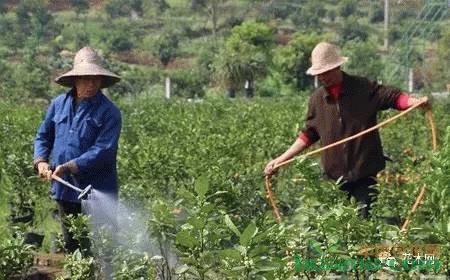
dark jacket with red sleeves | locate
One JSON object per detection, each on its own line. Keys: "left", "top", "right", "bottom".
{"left": 302, "top": 72, "right": 402, "bottom": 182}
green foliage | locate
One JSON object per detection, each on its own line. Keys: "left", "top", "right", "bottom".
{"left": 171, "top": 67, "right": 208, "bottom": 98}
{"left": 112, "top": 249, "right": 156, "bottom": 279}
{"left": 428, "top": 27, "right": 450, "bottom": 91}
{"left": 0, "top": 0, "right": 447, "bottom": 99}
{"left": 0, "top": 0, "right": 5, "bottom": 14}
{"left": 369, "top": 3, "right": 384, "bottom": 23}
{"left": 338, "top": 17, "right": 370, "bottom": 42}
{"left": 0, "top": 236, "right": 34, "bottom": 279}
{"left": 15, "top": 0, "right": 56, "bottom": 39}
{"left": 256, "top": 75, "right": 281, "bottom": 97}
{"left": 1, "top": 98, "right": 450, "bottom": 278}
{"left": 272, "top": 32, "right": 325, "bottom": 90}
{"left": 103, "top": 21, "right": 137, "bottom": 52}
{"left": 66, "top": 214, "right": 92, "bottom": 257}
{"left": 151, "top": 0, "right": 169, "bottom": 13}
{"left": 339, "top": 0, "right": 357, "bottom": 18}
{"left": 291, "top": 1, "right": 326, "bottom": 31}
{"left": 0, "top": 1, "right": 450, "bottom": 277}
{"left": 105, "top": 0, "right": 144, "bottom": 18}
{"left": 151, "top": 33, "right": 180, "bottom": 66}
{"left": 68, "top": 0, "right": 89, "bottom": 14}
{"left": 214, "top": 21, "right": 274, "bottom": 90}
{"left": 11, "top": 45, "right": 52, "bottom": 99}
{"left": 57, "top": 250, "right": 96, "bottom": 280}
{"left": 342, "top": 39, "right": 384, "bottom": 80}
{"left": 260, "top": 2, "right": 293, "bottom": 20}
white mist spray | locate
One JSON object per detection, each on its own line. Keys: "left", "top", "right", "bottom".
{"left": 81, "top": 189, "right": 178, "bottom": 278}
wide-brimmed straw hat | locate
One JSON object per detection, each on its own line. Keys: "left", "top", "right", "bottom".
{"left": 306, "top": 42, "right": 348, "bottom": 76}
{"left": 55, "top": 47, "right": 120, "bottom": 88}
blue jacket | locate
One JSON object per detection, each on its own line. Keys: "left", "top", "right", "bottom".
{"left": 34, "top": 90, "right": 121, "bottom": 202}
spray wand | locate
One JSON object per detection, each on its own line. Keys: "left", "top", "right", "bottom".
{"left": 51, "top": 174, "right": 92, "bottom": 200}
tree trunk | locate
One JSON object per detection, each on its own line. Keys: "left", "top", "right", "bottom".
{"left": 210, "top": 1, "right": 218, "bottom": 38}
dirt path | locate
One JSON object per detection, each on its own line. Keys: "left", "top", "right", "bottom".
{"left": 26, "top": 253, "right": 65, "bottom": 280}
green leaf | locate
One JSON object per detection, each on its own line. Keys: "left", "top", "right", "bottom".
{"left": 220, "top": 248, "right": 241, "bottom": 261}
{"left": 254, "top": 266, "right": 279, "bottom": 272}
{"left": 187, "top": 217, "right": 205, "bottom": 230}
{"left": 206, "top": 191, "right": 228, "bottom": 200}
{"left": 240, "top": 222, "right": 257, "bottom": 246}
{"left": 200, "top": 203, "right": 214, "bottom": 215}
{"left": 224, "top": 215, "right": 240, "bottom": 236}
{"left": 175, "top": 264, "right": 190, "bottom": 274}
{"left": 176, "top": 230, "right": 198, "bottom": 248}
{"left": 194, "top": 175, "right": 209, "bottom": 199}
{"left": 308, "top": 239, "right": 323, "bottom": 256}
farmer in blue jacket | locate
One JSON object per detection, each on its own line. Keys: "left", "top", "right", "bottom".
{"left": 33, "top": 46, "right": 121, "bottom": 253}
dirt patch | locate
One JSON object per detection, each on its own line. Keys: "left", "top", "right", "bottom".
{"left": 276, "top": 33, "right": 291, "bottom": 45}
{"left": 112, "top": 50, "right": 160, "bottom": 66}
{"left": 165, "top": 57, "right": 195, "bottom": 70}
{"left": 5, "top": 0, "right": 106, "bottom": 12}
{"left": 26, "top": 253, "right": 65, "bottom": 280}
{"left": 48, "top": 0, "right": 106, "bottom": 12}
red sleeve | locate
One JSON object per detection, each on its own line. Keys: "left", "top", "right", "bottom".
{"left": 298, "top": 132, "right": 312, "bottom": 146}
{"left": 395, "top": 93, "right": 410, "bottom": 110}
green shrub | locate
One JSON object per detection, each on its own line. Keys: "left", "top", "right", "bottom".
{"left": 213, "top": 21, "right": 275, "bottom": 91}
{"left": 105, "top": 0, "right": 143, "bottom": 18}
{"left": 338, "top": 17, "right": 370, "bottom": 42}
{"left": 170, "top": 67, "right": 208, "bottom": 98}
{"left": 0, "top": 236, "right": 34, "bottom": 279}
{"left": 272, "top": 32, "right": 325, "bottom": 91}
{"left": 57, "top": 250, "right": 96, "bottom": 280}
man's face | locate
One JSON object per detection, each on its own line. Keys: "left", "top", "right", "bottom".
{"left": 317, "top": 67, "right": 342, "bottom": 87}
{"left": 74, "top": 76, "right": 102, "bottom": 98}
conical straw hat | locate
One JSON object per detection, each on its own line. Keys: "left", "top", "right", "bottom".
{"left": 55, "top": 47, "right": 120, "bottom": 88}
{"left": 306, "top": 42, "right": 348, "bottom": 76}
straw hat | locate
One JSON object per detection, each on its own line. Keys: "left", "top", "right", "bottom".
{"left": 55, "top": 47, "right": 120, "bottom": 88}
{"left": 306, "top": 42, "right": 348, "bottom": 76}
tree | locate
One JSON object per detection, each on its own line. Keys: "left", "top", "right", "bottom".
{"left": 341, "top": 39, "right": 384, "bottom": 80}
{"left": 152, "top": 33, "right": 179, "bottom": 67}
{"left": 0, "top": 0, "right": 6, "bottom": 14}
{"left": 291, "top": 1, "right": 326, "bottom": 31}
{"left": 272, "top": 32, "right": 325, "bottom": 90}
{"left": 15, "top": 0, "right": 58, "bottom": 43}
{"left": 11, "top": 41, "right": 51, "bottom": 99}
{"left": 338, "top": 17, "right": 369, "bottom": 42}
{"left": 213, "top": 21, "right": 274, "bottom": 96}
{"left": 69, "top": 0, "right": 89, "bottom": 15}
{"left": 153, "top": 0, "right": 169, "bottom": 12}
{"left": 339, "top": 0, "right": 357, "bottom": 18}
{"left": 190, "top": 0, "right": 228, "bottom": 39}
{"left": 105, "top": 0, "right": 144, "bottom": 18}
{"left": 369, "top": 3, "right": 384, "bottom": 23}
{"left": 427, "top": 28, "right": 450, "bottom": 91}
{"left": 99, "top": 19, "right": 139, "bottom": 52}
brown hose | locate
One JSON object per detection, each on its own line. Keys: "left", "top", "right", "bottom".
{"left": 264, "top": 100, "right": 437, "bottom": 228}
{"left": 400, "top": 108, "right": 437, "bottom": 231}
{"left": 265, "top": 176, "right": 281, "bottom": 223}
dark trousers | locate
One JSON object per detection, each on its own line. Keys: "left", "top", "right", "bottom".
{"left": 57, "top": 200, "right": 90, "bottom": 254}
{"left": 339, "top": 177, "right": 378, "bottom": 219}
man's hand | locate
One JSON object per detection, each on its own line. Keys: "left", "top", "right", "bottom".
{"left": 264, "top": 159, "right": 280, "bottom": 176}
{"left": 37, "top": 162, "right": 52, "bottom": 181}
{"left": 53, "top": 164, "right": 69, "bottom": 178}
{"left": 408, "top": 96, "right": 431, "bottom": 110}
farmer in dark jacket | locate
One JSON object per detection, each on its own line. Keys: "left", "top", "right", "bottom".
{"left": 33, "top": 46, "right": 121, "bottom": 252}
{"left": 264, "top": 42, "right": 428, "bottom": 218}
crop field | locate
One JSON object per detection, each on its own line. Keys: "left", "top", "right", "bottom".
{"left": 0, "top": 97, "right": 448, "bottom": 279}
